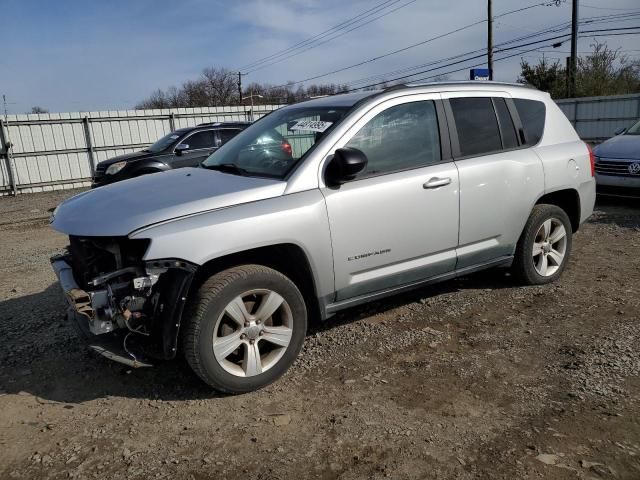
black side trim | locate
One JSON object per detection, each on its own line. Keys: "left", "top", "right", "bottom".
{"left": 442, "top": 99, "right": 461, "bottom": 158}
{"left": 490, "top": 98, "right": 506, "bottom": 150}
{"left": 145, "top": 260, "right": 198, "bottom": 359}
{"left": 505, "top": 97, "right": 526, "bottom": 146}
{"left": 324, "top": 255, "right": 513, "bottom": 315}
{"left": 435, "top": 99, "right": 453, "bottom": 161}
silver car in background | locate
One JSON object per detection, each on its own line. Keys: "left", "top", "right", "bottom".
{"left": 594, "top": 119, "right": 640, "bottom": 197}
{"left": 50, "top": 82, "right": 595, "bottom": 393}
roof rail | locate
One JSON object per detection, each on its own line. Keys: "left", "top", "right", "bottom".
{"left": 382, "top": 84, "right": 408, "bottom": 93}
{"left": 405, "top": 80, "right": 533, "bottom": 89}
{"left": 196, "top": 120, "right": 252, "bottom": 126}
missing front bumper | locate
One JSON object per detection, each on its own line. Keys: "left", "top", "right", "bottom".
{"left": 66, "top": 308, "right": 153, "bottom": 368}
{"left": 51, "top": 253, "right": 197, "bottom": 365}
{"left": 51, "top": 255, "right": 153, "bottom": 368}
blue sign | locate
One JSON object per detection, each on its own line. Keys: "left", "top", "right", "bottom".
{"left": 470, "top": 68, "right": 490, "bottom": 81}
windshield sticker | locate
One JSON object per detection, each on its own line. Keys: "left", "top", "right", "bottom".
{"left": 290, "top": 120, "right": 333, "bottom": 133}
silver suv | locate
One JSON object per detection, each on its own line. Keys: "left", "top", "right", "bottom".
{"left": 50, "top": 82, "right": 595, "bottom": 393}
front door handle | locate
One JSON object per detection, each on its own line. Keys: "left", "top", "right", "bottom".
{"left": 423, "top": 177, "right": 451, "bottom": 189}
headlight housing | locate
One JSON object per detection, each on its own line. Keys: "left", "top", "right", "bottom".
{"left": 49, "top": 203, "right": 60, "bottom": 223}
{"left": 106, "top": 161, "right": 127, "bottom": 175}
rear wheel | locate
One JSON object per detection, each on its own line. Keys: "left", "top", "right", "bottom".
{"left": 182, "top": 265, "right": 307, "bottom": 394}
{"left": 512, "top": 204, "right": 573, "bottom": 285}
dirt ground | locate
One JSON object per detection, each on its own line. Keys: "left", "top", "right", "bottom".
{"left": 0, "top": 189, "right": 639, "bottom": 480}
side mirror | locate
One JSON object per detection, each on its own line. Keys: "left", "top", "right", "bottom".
{"left": 325, "top": 147, "right": 368, "bottom": 186}
{"left": 175, "top": 143, "right": 189, "bottom": 155}
{"left": 614, "top": 127, "right": 626, "bottom": 136}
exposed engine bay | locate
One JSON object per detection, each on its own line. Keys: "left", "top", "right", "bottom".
{"left": 51, "top": 236, "right": 196, "bottom": 367}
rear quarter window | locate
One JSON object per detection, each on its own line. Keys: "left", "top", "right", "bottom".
{"left": 514, "top": 99, "right": 546, "bottom": 145}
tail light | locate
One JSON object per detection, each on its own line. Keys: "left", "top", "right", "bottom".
{"left": 281, "top": 141, "right": 292, "bottom": 156}
{"left": 586, "top": 142, "right": 595, "bottom": 177}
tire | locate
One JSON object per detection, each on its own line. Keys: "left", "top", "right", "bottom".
{"left": 512, "top": 204, "right": 573, "bottom": 285}
{"left": 182, "top": 265, "right": 307, "bottom": 394}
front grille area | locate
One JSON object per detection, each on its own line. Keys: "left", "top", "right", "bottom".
{"left": 68, "top": 236, "right": 149, "bottom": 288}
{"left": 597, "top": 185, "right": 640, "bottom": 198}
{"left": 595, "top": 159, "right": 640, "bottom": 177}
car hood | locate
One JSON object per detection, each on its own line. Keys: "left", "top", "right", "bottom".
{"left": 594, "top": 135, "right": 640, "bottom": 160}
{"left": 97, "top": 150, "right": 160, "bottom": 167}
{"left": 51, "top": 168, "right": 287, "bottom": 237}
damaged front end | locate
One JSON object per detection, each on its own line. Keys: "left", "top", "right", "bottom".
{"left": 51, "top": 236, "right": 196, "bottom": 368}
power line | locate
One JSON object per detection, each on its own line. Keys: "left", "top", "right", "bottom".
{"left": 354, "top": 43, "right": 554, "bottom": 90}
{"left": 242, "top": 0, "right": 419, "bottom": 74}
{"left": 582, "top": 4, "right": 640, "bottom": 11}
{"left": 263, "top": 1, "right": 568, "bottom": 91}
{"left": 342, "top": 33, "right": 573, "bottom": 91}
{"left": 586, "top": 31, "right": 640, "bottom": 37}
{"left": 264, "top": 20, "right": 486, "bottom": 89}
{"left": 343, "top": 19, "right": 636, "bottom": 90}
{"left": 243, "top": 0, "right": 568, "bottom": 76}
{"left": 312, "top": 21, "right": 575, "bottom": 89}
{"left": 237, "top": 0, "right": 401, "bottom": 71}
{"left": 337, "top": 16, "right": 640, "bottom": 89}
{"left": 257, "top": 8, "right": 640, "bottom": 95}
{"left": 342, "top": 26, "right": 640, "bottom": 92}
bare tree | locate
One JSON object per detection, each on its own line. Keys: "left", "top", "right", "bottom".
{"left": 202, "top": 68, "right": 238, "bottom": 106}
{"left": 30, "top": 106, "right": 49, "bottom": 114}
{"left": 136, "top": 69, "right": 358, "bottom": 109}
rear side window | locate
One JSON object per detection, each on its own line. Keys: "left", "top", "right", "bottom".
{"left": 185, "top": 130, "right": 216, "bottom": 149}
{"left": 450, "top": 97, "right": 502, "bottom": 157}
{"left": 493, "top": 98, "right": 519, "bottom": 149}
{"left": 218, "top": 129, "right": 240, "bottom": 144}
{"left": 345, "top": 100, "right": 441, "bottom": 178}
{"left": 514, "top": 99, "right": 546, "bottom": 145}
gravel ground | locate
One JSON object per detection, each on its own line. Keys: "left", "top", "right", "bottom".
{"left": 0, "top": 189, "right": 639, "bottom": 480}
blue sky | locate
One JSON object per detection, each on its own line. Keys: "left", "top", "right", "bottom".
{"left": 1, "top": 0, "right": 638, "bottom": 114}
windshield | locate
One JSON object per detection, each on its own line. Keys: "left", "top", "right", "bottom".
{"left": 626, "top": 119, "right": 640, "bottom": 135}
{"left": 202, "top": 106, "right": 350, "bottom": 178}
{"left": 145, "top": 131, "right": 185, "bottom": 153}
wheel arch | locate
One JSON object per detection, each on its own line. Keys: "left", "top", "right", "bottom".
{"left": 192, "top": 243, "right": 322, "bottom": 324}
{"left": 129, "top": 159, "right": 171, "bottom": 176}
{"left": 534, "top": 188, "right": 581, "bottom": 232}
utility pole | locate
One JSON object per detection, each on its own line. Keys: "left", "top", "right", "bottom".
{"left": 487, "top": 0, "right": 493, "bottom": 80}
{"left": 1, "top": 94, "right": 18, "bottom": 196}
{"left": 237, "top": 72, "right": 243, "bottom": 105}
{"left": 568, "top": 0, "right": 579, "bottom": 97}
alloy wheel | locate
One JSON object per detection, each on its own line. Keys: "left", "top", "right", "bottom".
{"left": 532, "top": 218, "right": 567, "bottom": 277}
{"left": 212, "top": 289, "right": 293, "bottom": 377}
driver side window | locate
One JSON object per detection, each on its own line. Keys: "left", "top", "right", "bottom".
{"left": 345, "top": 100, "right": 441, "bottom": 179}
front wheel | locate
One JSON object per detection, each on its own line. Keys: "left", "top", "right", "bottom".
{"left": 512, "top": 204, "right": 573, "bottom": 285}
{"left": 182, "top": 265, "right": 307, "bottom": 394}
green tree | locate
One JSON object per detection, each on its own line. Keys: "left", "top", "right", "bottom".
{"left": 518, "top": 57, "right": 566, "bottom": 98}
{"left": 518, "top": 42, "right": 640, "bottom": 98}
{"left": 576, "top": 42, "right": 640, "bottom": 97}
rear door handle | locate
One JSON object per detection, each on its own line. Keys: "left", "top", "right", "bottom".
{"left": 423, "top": 177, "right": 451, "bottom": 189}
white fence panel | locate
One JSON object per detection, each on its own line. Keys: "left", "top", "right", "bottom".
{"left": 7, "top": 94, "right": 636, "bottom": 196}
{"left": 556, "top": 93, "right": 640, "bottom": 143}
{"left": 0, "top": 104, "right": 281, "bottom": 195}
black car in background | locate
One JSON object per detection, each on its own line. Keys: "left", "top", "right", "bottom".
{"left": 92, "top": 121, "right": 250, "bottom": 187}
